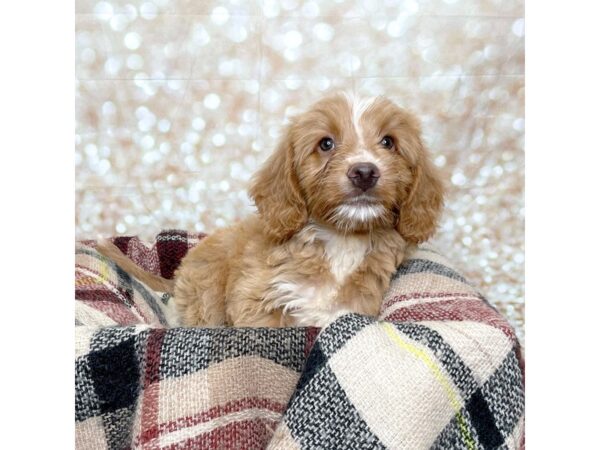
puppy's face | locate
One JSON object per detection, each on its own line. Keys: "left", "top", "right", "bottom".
{"left": 250, "top": 93, "right": 444, "bottom": 243}
{"left": 292, "top": 94, "right": 419, "bottom": 233}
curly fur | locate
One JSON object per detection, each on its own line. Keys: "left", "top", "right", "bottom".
{"left": 98, "top": 93, "right": 445, "bottom": 327}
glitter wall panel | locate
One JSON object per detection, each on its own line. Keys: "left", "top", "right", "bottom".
{"left": 75, "top": 0, "right": 524, "bottom": 341}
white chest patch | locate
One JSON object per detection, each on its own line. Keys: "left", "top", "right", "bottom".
{"left": 268, "top": 224, "right": 370, "bottom": 327}
{"left": 318, "top": 227, "right": 370, "bottom": 283}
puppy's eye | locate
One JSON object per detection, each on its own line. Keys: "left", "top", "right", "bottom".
{"left": 319, "top": 137, "right": 335, "bottom": 152}
{"left": 380, "top": 136, "right": 394, "bottom": 150}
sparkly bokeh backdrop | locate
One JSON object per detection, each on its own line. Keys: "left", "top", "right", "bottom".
{"left": 75, "top": 0, "right": 524, "bottom": 341}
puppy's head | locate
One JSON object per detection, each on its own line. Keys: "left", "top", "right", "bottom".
{"left": 249, "top": 93, "right": 444, "bottom": 243}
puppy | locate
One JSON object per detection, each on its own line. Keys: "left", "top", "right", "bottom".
{"left": 98, "top": 93, "right": 444, "bottom": 327}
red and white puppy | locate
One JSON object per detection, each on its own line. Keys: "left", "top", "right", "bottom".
{"left": 99, "top": 93, "right": 444, "bottom": 327}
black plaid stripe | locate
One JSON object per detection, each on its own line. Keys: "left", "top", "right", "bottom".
{"left": 431, "top": 413, "right": 482, "bottom": 450}
{"left": 114, "top": 264, "right": 134, "bottom": 307}
{"left": 480, "top": 349, "right": 525, "bottom": 441}
{"left": 432, "top": 349, "right": 524, "bottom": 450}
{"left": 102, "top": 406, "right": 136, "bottom": 450}
{"left": 89, "top": 327, "right": 143, "bottom": 353}
{"left": 127, "top": 276, "right": 169, "bottom": 326}
{"left": 290, "top": 340, "right": 326, "bottom": 406}
{"left": 81, "top": 329, "right": 152, "bottom": 449}
{"left": 285, "top": 364, "right": 386, "bottom": 450}
{"left": 77, "top": 328, "right": 148, "bottom": 425}
{"left": 432, "top": 393, "right": 515, "bottom": 450}
{"left": 158, "top": 328, "right": 212, "bottom": 379}
{"left": 392, "top": 322, "right": 514, "bottom": 449}
{"left": 159, "top": 327, "right": 309, "bottom": 379}
{"left": 88, "top": 334, "right": 141, "bottom": 415}
{"left": 393, "top": 258, "right": 469, "bottom": 284}
{"left": 466, "top": 389, "right": 505, "bottom": 449}
{"left": 210, "top": 327, "right": 307, "bottom": 370}
{"left": 393, "top": 322, "right": 479, "bottom": 399}
{"left": 381, "top": 321, "right": 508, "bottom": 449}
{"left": 317, "top": 313, "right": 375, "bottom": 357}
{"left": 75, "top": 356, "right": 100, "bottom": 422}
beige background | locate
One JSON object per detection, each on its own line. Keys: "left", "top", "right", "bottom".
{"left": 75, "top": 0, "right": 524, "bottom": 341}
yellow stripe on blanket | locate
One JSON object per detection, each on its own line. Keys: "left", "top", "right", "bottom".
{"left": 382, "top": 322, "right": 475, "bottom": 450}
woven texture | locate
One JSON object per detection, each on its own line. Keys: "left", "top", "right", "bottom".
{"left": 75, "top": 230, "right": 524, "bottom": 449}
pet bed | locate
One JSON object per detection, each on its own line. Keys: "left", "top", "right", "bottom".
{"left": 75, "top": 230, "right": 524, "bottom": 449}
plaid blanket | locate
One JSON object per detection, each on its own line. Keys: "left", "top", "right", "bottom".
{"left": 75, "top": 230, "right": 524, "bottom": 449}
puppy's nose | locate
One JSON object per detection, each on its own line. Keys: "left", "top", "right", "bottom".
{"left": 347, "top": 163, "right": 380, "bottom": 191}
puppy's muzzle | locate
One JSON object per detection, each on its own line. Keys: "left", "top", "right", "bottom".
{"left": 347, "top": 163, "right": 380, "bottom": 192}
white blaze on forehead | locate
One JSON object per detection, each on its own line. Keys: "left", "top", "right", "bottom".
{"left": 343, "top": 92, "right": 379, "bottom": 163}
{"left": 345, "top": 149, "right": 381, "bottom": 165}
{"left": 343, "top": 92, "right": 376, "bottom": 131}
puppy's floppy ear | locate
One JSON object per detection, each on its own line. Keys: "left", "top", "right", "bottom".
{"left": 249, "top": 126, "right": 307, "bottom": 242}
{"left": 397, "top": 139, "right": 445, "bottom": 244}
